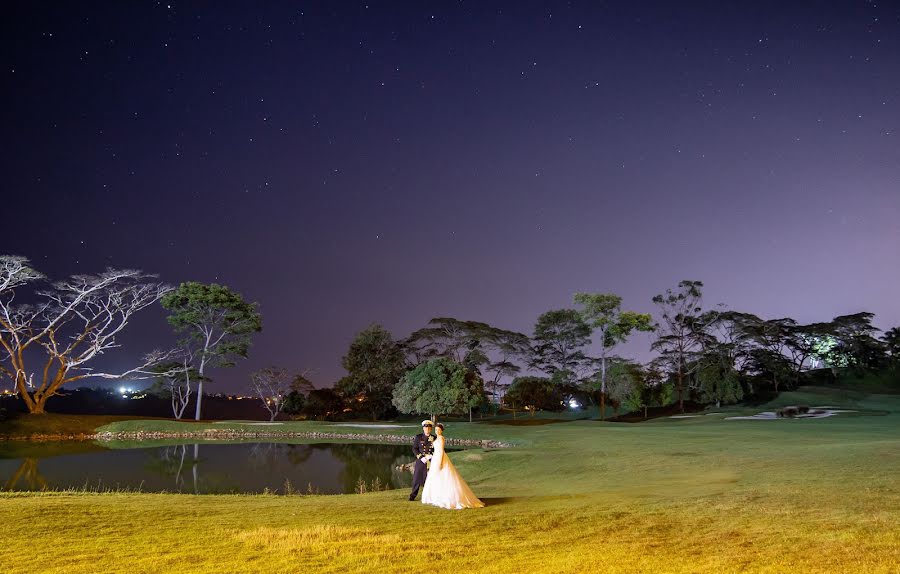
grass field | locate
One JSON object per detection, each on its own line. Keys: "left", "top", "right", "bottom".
{"left": 2, "top": 387, "right": 899, "bottom": 573}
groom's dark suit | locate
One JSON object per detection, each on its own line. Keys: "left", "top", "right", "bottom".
{"left": 408, "top": 432, "right": 434, "bottom": 501}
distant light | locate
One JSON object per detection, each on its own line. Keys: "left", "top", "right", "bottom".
{"left": 568, "top": 399, "right": 580, "bottom": 409}
{"left": 119, "top": 386, "right": 126, "bottom": 394}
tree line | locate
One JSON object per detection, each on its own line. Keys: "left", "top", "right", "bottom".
{"left": 268, "top": 280, "right": 898, "bottom": 422}
{"left": 2, "top": 255, "right": 896, "bottom": 419}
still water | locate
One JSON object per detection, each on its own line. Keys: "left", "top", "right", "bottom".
{"left": 0, "top": 441, "right": 420, "bottom": 494}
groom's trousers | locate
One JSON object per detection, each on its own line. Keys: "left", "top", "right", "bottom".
{"left": 409, "top": 459, "right": 428, "bottom": 500}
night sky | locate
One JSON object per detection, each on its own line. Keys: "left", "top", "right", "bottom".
{"left": 3, "top": 1, "right": 899, "bottom": 393}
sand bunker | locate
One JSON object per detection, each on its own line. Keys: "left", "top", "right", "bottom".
{"left": 725, "top": 408, "right": 857, "bottom": 421}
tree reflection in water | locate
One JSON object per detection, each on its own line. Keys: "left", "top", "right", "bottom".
{"left": 327, "top": 443, "right": 413, "bottom": 493}
{"left": 144, "top": 444, "right": 190, "bottom": 490}
{"left": 2, "top": 442, "right": 415, "bottom": 494}
{"left": 4, "top": 458, "right": 48, "bottom": 491}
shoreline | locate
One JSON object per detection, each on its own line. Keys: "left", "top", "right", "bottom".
{"left": 2, "top": 429, "right": 514, "bottom": 448}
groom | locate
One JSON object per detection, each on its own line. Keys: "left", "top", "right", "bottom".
{"left": 408, "top": 419, "right": 434, "bottom": 501}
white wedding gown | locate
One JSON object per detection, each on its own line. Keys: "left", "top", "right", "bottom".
{"left": 421, "top": 436, "right": 484, "bottom": 509}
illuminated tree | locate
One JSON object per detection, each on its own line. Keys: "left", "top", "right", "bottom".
{"left": 249, "top": 367, "right": 286, "bottom": 421}
{"left": 392, "top": 358, "right": 483, "bottom": 422}
{"left": 161, "top": 282, "right": 261, "bottom": 420}
{"left": 0, "top": 255, "right": 174, "bottom": 414}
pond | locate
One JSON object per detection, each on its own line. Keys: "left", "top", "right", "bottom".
{"left": 0, "top": 441, "right": 427, "bottom": 494}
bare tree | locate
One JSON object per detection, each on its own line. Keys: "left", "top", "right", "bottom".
{"left": 250, "top": 367, "right": 305, "bottom": 421}
{"left": 0, "top": 255, "right": 175, "bottom": 414}
{"left": 153, "top": 349, "right": 202, "bottom": 419}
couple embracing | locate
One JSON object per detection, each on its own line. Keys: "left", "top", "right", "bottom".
{"left": 408, "top": 420, "right": 484, "bottom": 509}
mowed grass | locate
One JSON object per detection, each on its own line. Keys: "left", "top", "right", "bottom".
{"left": 1, "top": 388, "right": 899, "bottom": 573}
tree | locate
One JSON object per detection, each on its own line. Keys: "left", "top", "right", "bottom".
{"left": 281, "top": 372, "right": 315, "bottom": 416}
{"left": 392, "top": 358, "right": 483, "bottom": 422}
{"left": 884, "top": 327, "right": 900, "bottom": 369}
{"left": 651, "top": 280, "right": 716, "bottom": 411}
{"left": 280, "top": 391, "right": 306, "bottom": 416}
{"left": 479, "top": 329, "right": 530, "bottom": 411}
{"left": 622, "top": 363, "right": 673, "bottom": 419}
{"left": 0, "top": 256, "right": 174, "bottom": 414}
{"left": 406, "top": 318, "right": 529, "bottom": 418}
{"left": 405, "top": 317, "right": 484, "bottom": 365}
{"left": 303, "top": 388, "right": 344, "bottom": 420}
{"left": 781, "top": 322, "right": 828, "bottom": 382}
{"left": 160, "top": 282, "right": 262, "bottom": 420}
{"left": 249, "top": 367, "right": 296, "bottom": 421}
{"left": 602, "top": 359, "right": 640, "bottom": 414}
{"left": 530, "top": 309, "right": 593, "bottom": 385}
{"left": 337, "top": 324, "right": 407, "bottom": 420}
{"left": 151, "top": 351, "right": 202, "bottom": 419}
{"left": 695, "top": 352, "right": 743, "bottom": 407}
{"left": 503, "top": 376, "right": 561, "bottom": 416}
{"left": 574, "top": 293, "right": 653, "bottom": 419}
{"left": 739, "top": 315, "right": 796, "bottom": 393}
{"left": 823, "top": 313, "right": 886, "bottom": 373}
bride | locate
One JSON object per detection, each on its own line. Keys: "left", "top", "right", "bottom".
{"left": 421, "top": 423, "right": 484, "bottom": 509}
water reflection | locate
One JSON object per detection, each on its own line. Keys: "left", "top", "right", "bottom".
{"left": 1, "top": 441, "right": 417, "bottom": 494}
{"left": 4, "top": 458, "right": 48, "bottom": 491}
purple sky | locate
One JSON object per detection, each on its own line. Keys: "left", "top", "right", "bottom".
{"left": 3, "top": 1, "right": 899, "bottom": 392}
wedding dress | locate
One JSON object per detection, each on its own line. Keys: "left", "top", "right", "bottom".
{"left": 421, "top": 435, "right": 484, "bottom": 509}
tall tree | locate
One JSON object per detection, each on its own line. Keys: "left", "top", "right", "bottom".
{"left": 161, "top": 282, "right": 262, "bottom": 420}
{"left": 574, "top": 292, "right": 653, "bottom": 419}
{"left": 651, "top": 280, "right": 716, "bottom": 411}
{"left": 337, "top": 324, "right": 407, "bottom": 420}
{"left": 530, "top": 309, "right": 593, "bottom": 385}
{"left": 392, "top": 358, "right": 483, "bottom": 422}
{"left": 0, "top": 256, "right": 173, "bottom": 414}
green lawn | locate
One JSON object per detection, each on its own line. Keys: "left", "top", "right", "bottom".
{"left": 2, "top": 388, "right": 899, "bottom": 573}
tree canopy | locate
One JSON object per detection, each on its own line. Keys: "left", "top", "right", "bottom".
{"left": 392, "top": 358, "right": 483, "bottom": 421}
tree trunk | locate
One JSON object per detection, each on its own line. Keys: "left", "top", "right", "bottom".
{"left": 600, "top": 392, "right": 606, "bottom": 421}
{"left": 677, "top": 361, "right": 684, "bottom": 412}
{"left": 194, "top": 378, "right": 204, "bottom": 420}
{"left": 469, "top": 408, "right": 473, "bottom": 423}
